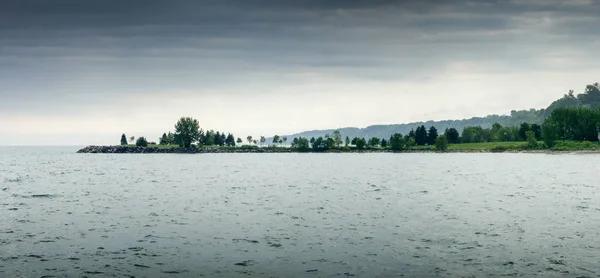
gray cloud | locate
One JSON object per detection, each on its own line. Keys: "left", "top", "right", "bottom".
{"left": 0, "top": 0, "right": 599, "bottom": 144}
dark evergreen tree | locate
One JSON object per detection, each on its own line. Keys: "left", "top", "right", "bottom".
{"left": 159, "top": 133, "right": 168, "bottom": 145}
{"left": 120, "top": 134, "right": 128, "bottom": 145}
{"left": 415, "top": 125, "right": 427, "bottom": 146}
{"left": 225, "top": 133, "right": 236, "bottom": 146}
{"left": 444, "top": 128, "right": 460, "bottom": 144}
{"left": 427, "top": 126, "right": 438, "bottom": 145}
{"left": 310, "top": 137, "right": 316, "bottom": 145}
{"left": 389, "top": 133, "right": 403, "bottom": 151}
{"left": 220, "top": 133, "right": 227, "bottom": 146}
{"left": 380, "top": 138, "right": 388, "bottom": 148}
{"left": 136, "top": 137, "right": 148, "bottom": 147}
{"left": 530, "top": 124, "right": 542, "bottom": 141}
{"left": 408, "top": 129, "right": 416, "bottom": 139}
{"left": 518, "top": 122, "right": 531, "bottom": 141}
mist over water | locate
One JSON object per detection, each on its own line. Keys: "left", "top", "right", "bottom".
{"left": 1, "top": 147, "right": 599, "bottom": 277}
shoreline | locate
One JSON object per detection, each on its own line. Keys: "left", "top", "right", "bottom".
{"left": 76, "top": 145, "right": 600, "bottom": 154}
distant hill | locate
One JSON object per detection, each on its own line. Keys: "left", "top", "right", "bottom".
{"left": 268, "top": 83, "right": 599, "bottom": 143}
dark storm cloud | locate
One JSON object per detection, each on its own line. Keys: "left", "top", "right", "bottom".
{"left": 1, "top": 0, "right": 599, "bottom": 115}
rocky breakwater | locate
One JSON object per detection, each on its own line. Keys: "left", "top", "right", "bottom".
{"left": 77, "top": 145, "right": 292, "bottom": 154}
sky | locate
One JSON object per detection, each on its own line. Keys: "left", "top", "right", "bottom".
{"left": 1, "top": 0, "right": 599, "bottom": 145}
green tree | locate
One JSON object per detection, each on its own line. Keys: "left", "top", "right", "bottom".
{"left": 542, "top": 121, "right": 558, "bottom": 148}
{"left": 120, "top": 134, "right": 128, "bottom": 145}
{"left": 129, "top": 136, "right": 135, "bottom": 144}
{"left": 332, "top": 130, "right": 343, "bottom": 148}
{"left": 351, "top": 137, "right": 358, "bottom": 145}
{"left": 253, "top": 139, "right": 257, "bottom": 145}
{"left": 260, "top": 136, "right": 266, "bottom": 147}
{"left": 526, "top": 130, "right": 538, "bottom": 149}
{"left": 355, "top": 138, "right": 367, "bottom": 149}
{"left": 415, "top": 125, "right": 427, "bottom": 145}
{"left": 220, "top": 133, "right": 227, "bottom": 146}
{"left": 203, "top": 130, "right": 215, "bottom": 146}
{"left": 444, "top": 128, "right": 460, "bottom": 144}
{"left": 368, "top": 137, "right": 381, "bottom": 147}
{"left": 427, "top": 126, "right": 438, "bottom": 145}
{"left": 345, "top": 136, "right": 350, "bottom": 146}
{"left": 282, "top": 137, "right": 287, "bottom": 147}
{"left": 272, "top": 135, "right": 280, "bottom": 146}
{"left": 159, "top": 133, "right": 168, "bottom": 145}
{"left": 380, "top": 138, "right": 388, "bottom": 148}
{"left": 225, "top": 133, "right": 236, "bottom": 146}
{"left": 530, "top": 124, "right": 542, "bottom": 141}
{"left": 247, "top": 135, "right": 253, "bottom": 145}
{"left": 236, "top": 138, "right": 242, "bottom": 145}
{"left": 167, "top": 132, "right": 175, "bottom": 145}
{"left": 136, "top": 137, "right": 148, "bottom": 147}
{"left": 389, "top": 133, "right": 404, "bottom": 151}
{"left": 405, "top": 137, "right": 416, "bottom": 149}
{"left": 214, "top": 132, "right": 223, "bottom": 146}
{"left": 518, "top": 122, "right": 531, "bottom": 141}
{"left": 294, "top": 137, "right": 310, "bottom": 152}
{"left": 174, "top": 117, "right": 201, "bottom": 148}
{"left": 310, "top": 137, "right": 315, "bottom": 145}
{"left": 434, "top": 134, "right": 448, "bottom": 151}
{"left": 312, "top": 137, "right": 331, "bottom": 152}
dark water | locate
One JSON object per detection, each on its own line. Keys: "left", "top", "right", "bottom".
{"left": 1, "top": 147, "right": 600, "bottom": 277}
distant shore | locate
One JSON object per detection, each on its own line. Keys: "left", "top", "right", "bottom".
{"left": 76, "top": 145, "right": 600, "bottom": 154}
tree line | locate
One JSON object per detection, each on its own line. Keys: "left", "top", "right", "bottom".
{"left": 119, "top": 105, "right": 600, "bottom": 151}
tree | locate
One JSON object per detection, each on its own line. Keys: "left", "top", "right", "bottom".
{"left": 435, "top": 135, "right": 448, "bottom": 151}
{"left": 129, "top": 136, "right": 135, "bottom": 144}
{"left": 444, "top": 128, "right": 460, "bottom": 144}
{"left": 247, "top": 136, "right": 253, "bottom": 145}
{"left": 225, "top": 133, "right": 236, "bottom": 147}
{"left": 272, "top": 135, "right": 280, "bottom": 146}
{"left": 526, "top": 130, "right": 538, "bottom": 149}
{"left": 355, "top": 138, "right": 367, "bottom": 149}
{"left": 310, "top": 137, "right": 315, "bottom": 145}
{"left": 380, "top": 138, "right": 388, "bottom": 148}
{"left": 282, "top": 137, "right": 287, "bottom": 147}
{"left": 159, "top": 133, "right": 168, "bottom": 145}
{"left": 351, "top": 137, "right": 358, "bottom": 145}
{"left": 427, "top": 126, "right": 438, "bottom": 145}
{"left": 260, "top": 136, "right": 266, "bottom": 147}
{"left": 220, "top": 133, "right": 227, "bottom": 146}
{"left": 236, "top": 138, "right": 243, "bottom": 145}
{"left": 214, "top": 132, "right": 223, "bottom": 146}
{"left": 253, "top": 139, "right": 257, "bottom": 145}
{"left": 174, "top": 117, "right": 201, "bottom": 148}
{"left": 405, "top": 137, "right": 416, "bottom": 149}
{"left": 415, "top": 125, "right": 427, "bottom": 145}
{"left": 312, "top": 137, "right": 331, "bottom": 152}
{"left": 518, "top": 122, "right": 531, "bottom": 141}
{"left": 408, "top": 129, "right": 416, "bottom": 139}
{"left": 368, "top": 137, "right": 381, "bottom": 147}
{"left": 389, "top": 133, "right": 403, "bottom": 151}
{"left": 120, "top": 134, "right": 128, "bottom": 145}
{"left": 345, "top": 136, "right": 350, "bottom": 146}
{"left": 542, "top": 121, "right": 558, "bottom": 148}
{"left": 167, "top": 132, "right": 175, "bottom": 145}
{"left": 332, "top": 130, "right": 343, "bottom": 148}
{"left": 530, "top": 124, "right": 542, "bottom": 141}
{"left": 136, "top": 137, "right": 148, "bottom": 147}
{"left": 203, "top": 130, "right": 215, "bottom": 146}
{"left": 294, "top": 137, "right": 310, "bottom": 152}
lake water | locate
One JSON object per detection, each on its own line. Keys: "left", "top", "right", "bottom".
{"left": 1, "top": 147, "right": 599, "bottom": 277}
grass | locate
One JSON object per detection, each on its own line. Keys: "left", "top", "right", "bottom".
{"left": 448, "top": 141, "right": 528, "bottom": 151}
{"left": 551, "top": 141, "right": 600, "bottom": 151}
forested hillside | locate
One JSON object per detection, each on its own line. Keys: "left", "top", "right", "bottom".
{"left": 273, "top": 83, "right": 600, "bottom": 143}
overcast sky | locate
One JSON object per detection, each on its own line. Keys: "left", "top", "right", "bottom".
{"left": 1, "top": 0, "right": 599, "bottom": 145}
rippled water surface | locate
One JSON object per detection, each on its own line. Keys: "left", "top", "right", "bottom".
{"left": 1, "top": 147, "right": 600, "bottom": 277}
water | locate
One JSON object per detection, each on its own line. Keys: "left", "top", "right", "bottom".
{"left": 1, "top": 147, "right": 600, "bottom": 277}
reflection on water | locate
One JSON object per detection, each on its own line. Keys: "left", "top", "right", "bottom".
{"left": 1, "top": 148, "right": 600, "bottom": 277}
